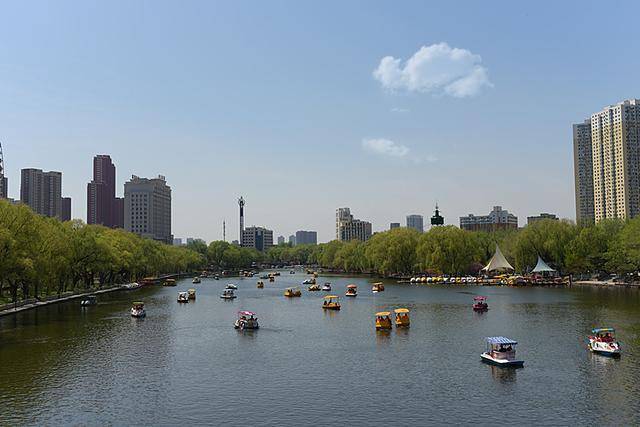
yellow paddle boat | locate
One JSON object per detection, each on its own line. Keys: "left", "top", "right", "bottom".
{"left": 394, "top": 308, "right": 410, "bottom": 328}
{"left": 372, "top": 282, "right": 385, "bottom": 293}
{"left": 375, "top": 311, "right": 392, "bottom": 330}
{"left": 322, "top": 295, "right": 341, "bottom": 310}
{"left": 187, "top": 288, "right": 196, "bottom": 300}
{"left": 284, "top": 287, "right": 302, "bottom": 297}
{"left": 257, "top": 280, "right": 264, "bottom": 288}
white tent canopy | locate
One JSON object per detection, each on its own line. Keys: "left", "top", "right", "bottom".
{"left": 531, "top": 255, "right": 556, "bottom": 273}
{"left": 482, "top": 245, "right": 514, "bottom": 272}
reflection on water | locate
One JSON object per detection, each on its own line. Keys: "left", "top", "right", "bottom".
{"left": 0, "top": 275, "right": 639, "bottom": 425}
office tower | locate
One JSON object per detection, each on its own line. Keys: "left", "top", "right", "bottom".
{"left": 573, "top": 120, "right": 594, "bottom": 224}
{"left": 277, "top": 236, "right": 285, "bottom": 245}
{"left": 61, "top": 197, "right": 71, "bottom": 221}
{"left": 460, "top": 206, "right": 518, "bottom": 232}
{"left": 242, "top": 226, "right": 274, "bottom": 251}
{"left": 295, "top": 230, "right": 317, "bottom": 245}
{"left": 336, "top": 207, "right": 372, "bottom": 242}
{"left": 288, "top": 235, "right": 296, "bottom": 245}
{"left": 124, "top": 175, "right": 172, "bottom": 244}
{"left": 87, "top": 155, "right": 122, "bottom": 228}
{"left": 590, "top": 99, "right": 640, "bottom": 222}
{"left": 406, "top": 214, "right": 424, "bottom": 233}
{"left": 238, "top": 197, "right": 245, "bottom": 245}
{"left": 390, "top": 222, "right": 400, "bottom": 230}
{"left": 20, "top": 168, "right": 63, "bottom": 218}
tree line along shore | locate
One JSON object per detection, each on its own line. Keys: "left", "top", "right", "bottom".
{"left": 3, "top": 199, "right": 640, "bottom": 304}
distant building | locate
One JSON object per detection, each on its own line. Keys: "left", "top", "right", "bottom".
{"left": 232, "top": 239, "right": 240, "bottom": 246}
{"left": 573, "top": 120, "right": 594, "bottom": 224}
{"left": 277, "top": 235, "right": 285, "bottom": 245}
{"left": 288, "top": 235, "right": 296, "bottom": 245}
{"left": 336, "top": 207, "right": 372, "bottom": 242}
{"left": 406, "top": 214, "right": 424, "bottom": 233}
{"left": 61, "top": 197, "right": 71, "bottom": 221}
{"left": 295, "top": 230, "right": 317, "bottom": 245}
{"left": 431, "top": 205, "right": 444, "bottom": 226}
{"left": 87, "top": 155, "right": 123, "bottom": 228}
{"left": 390, "top": 222, "right": 400, "bottom": 230}
{"left": 124, "top": 175, "right": 172, "bottom": 244}
{"left": 173, "top": 238, "right": 183, "bottom": 246}
{"left": 583, "top": 99, "right": 640, "bottom": 223}
{"left": 242, "top": 226, "right": 273, "bottom": 251}
{"left": 527, "top": 213, "right": 558, "bottom": 225}
{"left": 20, "top": 168, "right": 63, "bottom": 219}
{"left": 460, "top": 206, "right": 518, "bottom": 232}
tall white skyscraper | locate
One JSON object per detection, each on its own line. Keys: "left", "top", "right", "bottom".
{"left": 574, "top": 99, "right": 640, "bottom": 223}
{"left": 124, "top": 175, "right": 172, "bottom": 244}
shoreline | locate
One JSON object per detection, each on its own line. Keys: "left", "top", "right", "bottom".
{"left": 0, "top": 285, "right": 125, "bottom": 318}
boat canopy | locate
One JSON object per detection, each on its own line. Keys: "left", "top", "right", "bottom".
{"left": 347, "top": 284, "right": 358, "bottom": 288}
{"left": 324, "top": 295, "right": 339, "bottom": 299}
{"left": 132, "top": 301, "right": 144, "bottom": 306}
{"left": 238, "top": 311, "right": 255, "bottom": 316}
{"left": 592, "top": 327, "right": 615, "bottom": 334}
{"left": 486, "top": 336, "right": 517, "bottom": 345}
{"left": 531, "top": 256, "right": 556, "bottom": 273}
{"left": 373, "top": 282, "right": 383, "bottom": 286}
{"left": 482, "top": 245, "right": 514, "bottom": 272}
{"left": 188, "top": 288, "right": 195, "bottom": 292}
{"left": 376, "top": 311, "right": 391, "bottom": 317}
{"left": 473, "top": 296, "right": 487, "bottom": 301}
{"left": 394, "top": 308, "right": 409, "bottom": 314}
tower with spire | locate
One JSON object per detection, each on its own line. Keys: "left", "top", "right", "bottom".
{"left": 431, "top": 204, "right": 444, "bottom": 226}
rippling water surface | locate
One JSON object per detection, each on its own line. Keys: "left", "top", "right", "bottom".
{"left": 1, "top": 273, "right": 639, "bottom": 425}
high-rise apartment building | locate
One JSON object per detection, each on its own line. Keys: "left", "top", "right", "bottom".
{"left": 573, "top": 120, "right": 594, "bottom": 224}
{"left": 277, "top": 235, "right": 285, "bottom": 245}
{"left": 589, "top": 99, "right": 640, "bottom": 222}
{"left": 124, "top": 175, "right": 172, "bottom": 244}
{"left": 20, "top": 168, "right": 63, "bottom": 219}
{"left": 288, "top": 235, "right": 296, "bottom": 245}
{"left": 87, "top": 155, "right": 123, "bottom": 228}
{"left": 61, "top": 197, "right": 71, "bottom": 221}
{"left": 390, "top": 222, "right": 400, "bottom": 230}
{"left": 460, "top": 206, "right": 518, "bottom": 232}
{"left": 295, "top": 230, "right": 317, "bottom": 245}
{"left": 336, "top": 207, "right": 372, "bottom": 242}
{"left": 406, "top": 214, "right": 424, "bottom": 233}
{"left": 242, "top": 226, "right": 273, "bottom": 251}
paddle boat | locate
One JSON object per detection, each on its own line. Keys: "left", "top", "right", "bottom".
{"left": 481, "top": 337, "right": 524, "bottom": 367}
{"left": 345, "top": 284, "right": 358, "bottom": 297}
{"left": 220, "top": 289, "right": 237, "bottom": 300}
{"left": 588, "top": 328, "right": 621, "bottom": 357}
{"left": 322, "top": 283, "right": 332, "bottom": 291}
{"left": 308, "top": 284, "right": 321, "bottom": 291}
{"left": 473, "top": 296, "right": 489, "bottom": 311}
{"left": 187, "top": 289, "right": 196, "bottom": 300}
{"left": 313, "top": 272, "right": 319, "bottom": 278}
{"left": 80, "top": 295, "right": 97, "bottom": 306}
{"left": 177, "top": 291, "right": 189, "bottom": 303}
{"left": 130, "top": 302, "right": 146, "bottom": 318}
{"left": 226, "top": 283, "right": 238, "bottom": 290}
{"left": 192, "top": 276, "right": 201, "bottom": 284}
{"left": 269, "top": 275, "right": 275, "bottom": 283}
{"left": 322, "top": 295, "right": 341, "bottom": 310}
{"left": 234, "top": 311, "right": 259, "bottom": 330}
{"left": 302, "top": 278, "right": 316, "bottom": 285}
{"left": 257, "top": 280, "right": 264, "bottom": 288}
{"left": 394, "top": 308, "right": 410, "bottom": 328}
{"left": 163, "top": 279, "right": 176, "bottom": 287}
{"left": 122, "top": 282, "right": 141, "bottom": 290}
{"left": 290, "top": 270, "right": 295, "bottom": 274}
{"left": 284, "top": 287, "right": 302, "bottom": 297}
{"left": 375, "top": 312, "right": 392, "bottom": 330}
{"left": 372, "top": 282, "right": 385, "bottom": 293}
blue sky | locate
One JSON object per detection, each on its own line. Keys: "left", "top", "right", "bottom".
{"left": 1, "top": 1, "right": 639, "bottom": 242}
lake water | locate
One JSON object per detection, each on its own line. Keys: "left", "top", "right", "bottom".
{"left": 1, "top": 272, "right": 639, "bottom": 425}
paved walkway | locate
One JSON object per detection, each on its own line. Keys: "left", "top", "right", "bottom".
{"left": 0, "top": 285, "right": 125, "bottom": 317}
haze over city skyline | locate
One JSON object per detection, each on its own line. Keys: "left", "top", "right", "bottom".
{"left": 2, "top": 1, "right": 639, "bottom": 242}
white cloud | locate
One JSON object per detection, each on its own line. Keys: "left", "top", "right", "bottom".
{"left": 362, "top": 138, "right": 409, "bottom": 158}
{"left": 373, "top": 42, "right": 492, "bottom": 97}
